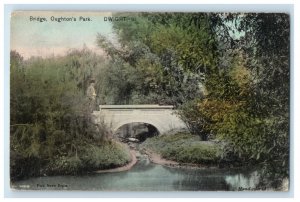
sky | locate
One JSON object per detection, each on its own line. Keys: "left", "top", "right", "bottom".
{"left": 11, "top": 11, "right": 114, "bottom": 59}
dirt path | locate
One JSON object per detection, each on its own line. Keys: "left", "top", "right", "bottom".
{"left": 94, "top": 144, "right": 216, "bottom": 174}
{"left": 94, "top": 149, "right": 137, "bottom": 173}
{"left": 142, "top": 148, "right": 219, "bottom": 169}
{"left": 143, "top": 149, "right": 179, "bottom": 166}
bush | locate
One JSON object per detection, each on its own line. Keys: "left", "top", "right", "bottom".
{"left": 142, "top": 133, "right": 220, "bottom": 165}
{"left": 48, "top": 141, "right": 131, "bottom": 175}
{"left": 49, "top": 155, "right": 84, "bottom": 175}
{"left": 80, "top": 141, "right": 131, "bottom": 170}
{"left": 177, "top": 100, "right": 211, "bottom": 141}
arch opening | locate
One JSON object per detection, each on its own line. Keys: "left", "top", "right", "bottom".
{"left": 114, "top": 122, "right": 160, "bottom": 143}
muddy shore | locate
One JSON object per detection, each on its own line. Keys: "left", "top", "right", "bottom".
{"left": 141, "top": 148, "right": 219, "bottom": 170}
{"left": 93, "top": 141, "right": 221, "bottom": 174}
{"left": 94, "top": 149, "right": 137, "bottom": 173}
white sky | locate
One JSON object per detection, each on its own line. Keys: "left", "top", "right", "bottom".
{"left": 11, "top": 11, "right": 114, "bottom": 59}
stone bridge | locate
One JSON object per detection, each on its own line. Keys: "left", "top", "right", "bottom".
{"left": 92, "top": 105, "right": 187, "bottom": 135}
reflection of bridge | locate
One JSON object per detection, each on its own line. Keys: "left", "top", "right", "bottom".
{"left": 92, "top": 105, "right": 187, "bottom": 134}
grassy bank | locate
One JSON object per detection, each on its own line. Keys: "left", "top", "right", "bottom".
{"left": 11, "top": 140, "right": 132, "bottom": 181}
{"left": 48, "top": 140, "right": 132, "bottom": 174}
{"left": 141, "top": 133, "right": 221, "bottom": 165}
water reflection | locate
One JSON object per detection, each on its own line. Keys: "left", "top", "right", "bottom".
{"left": 12, "top": 155, "right": 264, "bottom": 191}
{"left": 225, "top": 170, "right": 260, "bottom": 191}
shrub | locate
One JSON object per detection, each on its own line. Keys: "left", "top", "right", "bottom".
{"left": 142, "top": 133, "right": 220, "bottom": 164}
{"left": 80, "top": 141, "right": 131, "bottom": 170}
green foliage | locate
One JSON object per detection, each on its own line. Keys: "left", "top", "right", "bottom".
{"left": 180, "top": 13, "right": 289, "bottom": 179}
{"left": 96, "top": 13, "right": 214, "bottom": 105}
{"left": 97, "top": 13, "right": 289, "bottom": 180}
{"left": 48, "top": 141, "right": 131, "bottom": 175}
{"left": 80, "top": 142, "right": 131, "bottom": 170}
{"left": 243, "top": 15, "right": 290, "bottom": 175}
{"left": 177, "top": 99, "right": 211, "bottom": 140}
{"left": 98, "top": 57, "right": 138, "bottom": 104}
{"left": 10, "top": 49, "right": 131, "bottom": 180}
{"left": 50, "top": 155, "right": 84, "bottom": 175}
{"left": 177, "top": 55, "right": 251, "bottom": 139}
{"left": 220, "top": 13, "right": 289, "bottom": 177}
{"left": 199, "top": 98, "right": 272, "bottom": 161}
{"left": 142, "top": 133, "right": 221, "bottom": 165}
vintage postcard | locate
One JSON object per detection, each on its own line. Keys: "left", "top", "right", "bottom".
{"left": 10, "top": 11, "right": 290, "bottom": 191}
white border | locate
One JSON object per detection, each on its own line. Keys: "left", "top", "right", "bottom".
{"left": 1, "top": 1, "right": 298, "bottom": 201}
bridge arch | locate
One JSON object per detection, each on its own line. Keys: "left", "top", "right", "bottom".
{"left": 92, "top": 105, "right": 187, "bottom": 135}
{"left": 114, "top": 122, "right": 160, "bottom": 142}
{"left": 113, "top": 119, "right": 165, "bottom": 135}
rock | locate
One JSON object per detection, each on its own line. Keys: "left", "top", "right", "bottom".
{"left": 127, "top": 137, "right": 140, "bottom": 143}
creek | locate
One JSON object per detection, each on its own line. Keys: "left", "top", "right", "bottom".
{"left": 12, "top": 149, "right": 266, "bottom": 191}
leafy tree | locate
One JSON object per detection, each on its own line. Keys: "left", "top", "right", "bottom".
{"left": 241, "top": 13, "right": 290, "bottom": 177}
{"left": 195, "top": 13, "right": 290, "bottom": 179}
{"left": 97, "top": 13, "right": 216, "bottom": 106}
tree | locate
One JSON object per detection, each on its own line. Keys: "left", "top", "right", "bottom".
{"left": 197, "top": 13, "right": 290, "bottom": 180}
{"left": 96, "top": 13, "right": 216, "bottom": 106}
{"left": 242, "top": 13, "right": 290, "bottom": 177}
